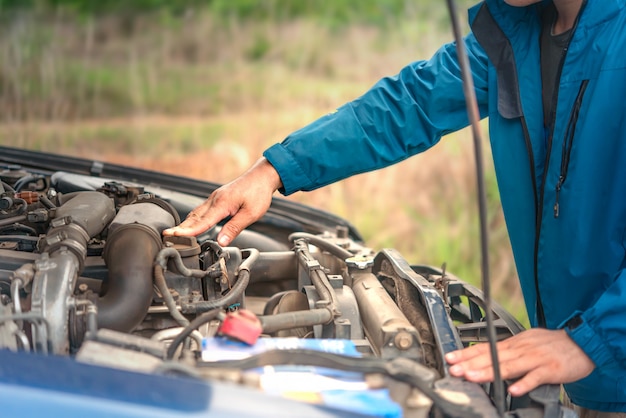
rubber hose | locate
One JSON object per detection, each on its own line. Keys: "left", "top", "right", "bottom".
{"left": 154, "top": 264, "right": 190, "bottom": 327}
{"left": 98, "top": 223, "right": 162, "bottom": 332}
{"left": 156, "top": 247, "right": 206, "bottom": 278}
{"left": 181, "top": 248, "right": 259, "bottom": 314}
{"left": 182, "top": 269, "right": 250, "bottom": 314}
{"left": 288, "top": 232, "right": 353, "bottom": 260}
{"left": 166, "top": 308, "right": 223, "bottom": 360}
{"left": 258, "top": 308, "right": 333, "bottom": 334}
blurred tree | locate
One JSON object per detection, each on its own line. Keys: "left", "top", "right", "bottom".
{"left": 0, "top": 0, "right": 475, "bottom": 28}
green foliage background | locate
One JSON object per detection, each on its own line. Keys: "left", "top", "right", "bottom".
{"left": 2, "top": 0, "right": 462, "bottom": 25}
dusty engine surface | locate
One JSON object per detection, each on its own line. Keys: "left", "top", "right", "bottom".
{"left": 0, "top": 149, "right": 567, "bottom": 418}
{"left": 0, "top": 168, "right": 424, "bottom": 359}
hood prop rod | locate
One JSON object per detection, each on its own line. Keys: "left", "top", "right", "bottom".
{"left": 445, "top": 0, "right": 505, "bottom": 415}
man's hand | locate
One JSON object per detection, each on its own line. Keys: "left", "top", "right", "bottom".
{"left": 163, "top": 157, "right": 283, "bottom": 246}
{"left": 444, "top": 328, "right": 594, "bottom": 396}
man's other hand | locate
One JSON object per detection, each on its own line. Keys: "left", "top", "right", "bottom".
{"left": 445, "top": 328, "right": 594, "bottom": 396}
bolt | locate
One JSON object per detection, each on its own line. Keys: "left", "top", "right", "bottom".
{"left": 394, "top": 332, "right": 413, "bottom": 350}
{"left": 0, "top": 197, "right": 12, "bottom": 209}
{"left": 336, "top": 225, "right": 349, "bottom": 239}
{"left": 78, "top": 283, "right": 89, "bottom": 293}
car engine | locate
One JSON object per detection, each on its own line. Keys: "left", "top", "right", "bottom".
{"left": 0, "top": 147, "right": 572, "bottom": 418}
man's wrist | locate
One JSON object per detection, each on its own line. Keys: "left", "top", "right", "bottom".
{"left": 256, "top": 157, "right": 283, "bottom": 191}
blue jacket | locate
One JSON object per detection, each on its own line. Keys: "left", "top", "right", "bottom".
{"left": 264, "top": 0, "right": 626, "bottom": 411}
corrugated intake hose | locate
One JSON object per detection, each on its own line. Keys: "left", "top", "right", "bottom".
{"left": 98, "top": 202, "right": 175, "bottom": 332}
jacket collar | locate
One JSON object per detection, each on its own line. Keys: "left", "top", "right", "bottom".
{"left": 469, "top": 0, "right": 624, "bottom": 33}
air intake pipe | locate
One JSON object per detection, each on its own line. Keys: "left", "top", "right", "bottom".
{"left": 98, "top": 201, "right": 176, "bottom": 332}
{"left": 32, "top": 191, "right": 116, "bottom": 354}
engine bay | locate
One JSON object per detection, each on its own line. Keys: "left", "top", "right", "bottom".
{"left": 0, "top": 147, "right": 568, "bottom": 418}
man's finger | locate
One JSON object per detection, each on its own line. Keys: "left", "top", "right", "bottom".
{"left": 217, "top": 210, "right": 258, "bottom": 246}
{"left": 507, "top": 368, "right": 545, "bottom": 397}
{"left": 448, "top": 343, "right": 531, "bottom": 379}
{"left": 445, "top": 341, "right": 490, "bottom": 364}
{"left": 164, "top": 204, "right": 228, "bottom": 237}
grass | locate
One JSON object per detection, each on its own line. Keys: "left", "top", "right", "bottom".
{"left": 0, "top": 1, "right": 528, "bottom": 326}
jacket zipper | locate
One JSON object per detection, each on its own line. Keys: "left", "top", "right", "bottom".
{"left": 519, "top": 116, "right": 545, "bottom": 327}
{"left": 554, "top": 80, "right": 589, "bottom": 218}
{"left": 531, "top": 1, "right": 586, "bottom": 327}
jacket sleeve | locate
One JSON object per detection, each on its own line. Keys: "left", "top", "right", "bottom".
{"left": 263, "top": 33, "right": 489, "bottom": 196}
{"left": 563, "top": 269, "right": 626, "bottom": 373}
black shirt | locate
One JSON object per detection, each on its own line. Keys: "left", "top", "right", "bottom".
{"left": 540, "top": 5, "right": 573, "bottom": 126}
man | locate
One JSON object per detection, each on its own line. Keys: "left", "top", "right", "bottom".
{"left": 164, "top": 0, "right": 626, "bottom": 414}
